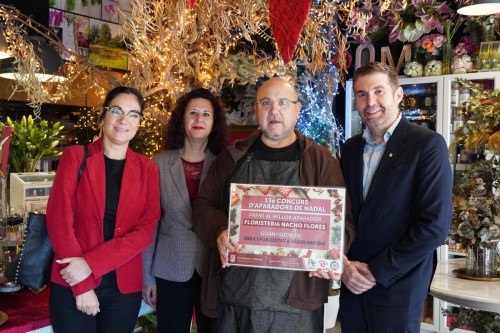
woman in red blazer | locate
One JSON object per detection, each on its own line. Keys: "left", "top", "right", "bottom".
{"left": 46, "top": 86, "right": 160, "bottom": 333}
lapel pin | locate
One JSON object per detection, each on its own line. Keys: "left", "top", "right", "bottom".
{"left": 389, "top": 153, "right": 393, "bottom": 157}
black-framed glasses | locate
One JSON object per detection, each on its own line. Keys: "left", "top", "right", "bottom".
{"left": 104, "top": 106, "right": 142, "bottom": 121}
{"left": 256, "top": 98, "right": 299, "bottom": 111}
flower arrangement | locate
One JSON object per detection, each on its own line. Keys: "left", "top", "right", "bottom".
{"left": 442, "top": 13, "right": 465, "bottom": 44}
{"left": 415, "top": 33, "right": 445, "bottom": 53}
{"left": 451, "top": 79, "right": 500, "bottom": 152}
{"left": 389, "top": 0, "right": 452, "bottom": 43}
{"left": 453, "top": 36, "right": 478, "bottom": 57}
{"left": 452, "top": 55, "right": 473, "bottom": 74}
{"left": 451, "top": 36, "right": 477, "bottom": 74}
{"left": 403, "top": 61, "right": 424, "bottom": 77}
{"left": 405, "top": 34, "right": 444, "bottom": 77}
{"left": 0, "top": 115, "right": 64, "bottom": 173}
{"left": 424, "top": 59, "right": 443, "bottom": 76}
{"left": 443, "top": 307, "right": 500, "bottom": 333}
{"left": 447, "top": 79, "right": 500, "bottom": 249}
{"left": 354, "top": 10, "right": 391, "bottom": 45}
{"left": 446, "top": 158, "right": 500, "bottom": 248}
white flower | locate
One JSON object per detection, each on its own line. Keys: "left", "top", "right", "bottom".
{"left": 424, "top": 60, "right": 443, "bottom": 76}
{"left": 403, "top": 24, "right": 423, "bottom": 43}
{"left": 452, "top": 54, "right": 473, "bottom": 74}
{"left": 404, "top": 61, "right": 424, "bottom": 77}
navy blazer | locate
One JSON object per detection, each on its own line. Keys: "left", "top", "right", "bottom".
{"left": 340, "top": 116, "right": 452, "bottom": 306}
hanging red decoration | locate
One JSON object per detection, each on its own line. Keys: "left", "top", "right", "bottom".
{"left": 269, "top": 0, "right": 312, "bottom": 64}
{"left": 332, "top": 51, "right": 352, "bottom": 69}
{"left": 187, "top": 0, "right": 197, "bottom": 9}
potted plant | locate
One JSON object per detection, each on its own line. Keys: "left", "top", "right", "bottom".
{"left": 324, "top": 279, "right": 340, "bottom": 330}
{"left": 443, "top": 306, "right": 500, "bottom": 333}
{"left": 0, "top": 115, "right": 64, "bottom": 173}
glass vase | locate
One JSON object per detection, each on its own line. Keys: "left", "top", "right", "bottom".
{"left": 442, "top": 41, "right": 453, "bottom": 75}
{"left": 466, "top": 245, "right": 498, "bottom": 278}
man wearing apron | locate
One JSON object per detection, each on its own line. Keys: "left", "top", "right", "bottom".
{"left": 193, "top": 77, "right": 356, "bottom": 333}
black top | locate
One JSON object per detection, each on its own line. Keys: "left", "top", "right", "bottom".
{"left": 251, "top": 135, "right": 300, "bottom": 161}
{"left": 103, "top": 155, "right": 125, "bottom": 242}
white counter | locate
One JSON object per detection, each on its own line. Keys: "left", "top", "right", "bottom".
{"left": 430, "top": 258, "right": 500, "bottom": 313}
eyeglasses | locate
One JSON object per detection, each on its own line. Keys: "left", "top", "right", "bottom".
{"left": 104, "top": 106, "right": 142, "bottom": 121}
{"left": 256, "top": 98, "right": 299, "bottom": 111}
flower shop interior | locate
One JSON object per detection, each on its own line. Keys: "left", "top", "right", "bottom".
{"left": 0, "top": 0, "right": 499, "bottom": 332}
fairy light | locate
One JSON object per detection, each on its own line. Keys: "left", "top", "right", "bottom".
{"left": 295, "top": 68, "right": 344, "bottom": 154}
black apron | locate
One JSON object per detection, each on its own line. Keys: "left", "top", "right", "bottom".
{"left": 217, "top": 154, "right": 323, "bottom": 333}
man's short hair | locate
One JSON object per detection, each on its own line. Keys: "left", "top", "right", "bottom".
{"left": 353, "top": 62, "right": 400, "bottom": 91}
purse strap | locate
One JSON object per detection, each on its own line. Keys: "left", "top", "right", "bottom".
{"left": 77, "top": 146, "right": 88, "bottom": 184}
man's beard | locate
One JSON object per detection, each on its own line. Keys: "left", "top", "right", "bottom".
{"left": 262, "top": 121, "right": 294, "bottom": 142}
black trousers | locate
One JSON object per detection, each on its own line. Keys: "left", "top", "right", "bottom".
{"left": 339, "top": 291, "right": 424, "bottom": 333}
{"left": 49, "top": 272, "right": 141, "bottom": 333}
{"left": 156, "top": 272, "right": 213, "bottom": 333}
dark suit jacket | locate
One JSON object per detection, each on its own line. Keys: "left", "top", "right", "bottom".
{"left": 47, "top": 138, "right": 161, "bottom": 297}
{"left": 340, "top": 116, "right": 452, "bottom": 306}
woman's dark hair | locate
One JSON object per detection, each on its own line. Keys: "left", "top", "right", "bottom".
{"left": 98, "top": 86, "right": 145, "bottom": 123}
{"left": 164, "top": 88, "right": 229, "bottom": 155}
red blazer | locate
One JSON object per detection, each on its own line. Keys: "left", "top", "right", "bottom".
{"left": 47, "top": 138, "right": 160, "bottom": 297}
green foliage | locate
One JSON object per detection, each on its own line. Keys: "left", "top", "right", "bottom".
{"left": 98, "top": 24, "right": 112, "bottom": 44}
{"left": 221, "top": 85, "right": 248, "bottom": 111}
{"left": 89, "top": 25, "right": 100, "bottom": 44}
{"left": 328, "top": 279, "right": 340, "bottom": 296}
{"left": 67, "top": 0, "right": 76, "bottom": 11}
{"left": 1, "top": 115, "right": 64, "bottom": 173}
{"left": 136, "top": 312, "right": 157, "bottom": 333}
{"left": 443, "top": 307, "right": 500, "bottom": 333}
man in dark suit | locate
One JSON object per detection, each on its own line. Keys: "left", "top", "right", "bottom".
{"left": 339, "top": 62, "right": 452, "bottom": 332}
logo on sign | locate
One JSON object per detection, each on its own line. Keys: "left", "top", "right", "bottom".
{"left": 318, "top": 260, "right": 329, "bottom": 269}
{"left": 230, "top": 254, "right": 236, "bottom": 262}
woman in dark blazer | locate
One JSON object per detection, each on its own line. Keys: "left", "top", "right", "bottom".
{"left": 47, "top": 86, "right": 161, "bottom": 333}
{"left": 142, "top": 88, "right": 228, "bottom": 333}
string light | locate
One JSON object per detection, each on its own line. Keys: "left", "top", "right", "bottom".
{"left": 295, "top": 67, "right": 344, "bottom": 155}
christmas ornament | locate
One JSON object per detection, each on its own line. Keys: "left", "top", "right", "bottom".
{"left": 187, "top": 0, "right": 197, "bottom": 9}
{"left": 269, "top": 0, "right": 312, "bottom": 63}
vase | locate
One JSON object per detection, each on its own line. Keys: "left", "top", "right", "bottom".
{"left": 466, "top": 245, "right": 498, "bottom": 278}
{"left": 324, "top": 294, "right": 340, "bottom": 329}
{"left": 442, "top": 41, "right": 452, "bottom": 75}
